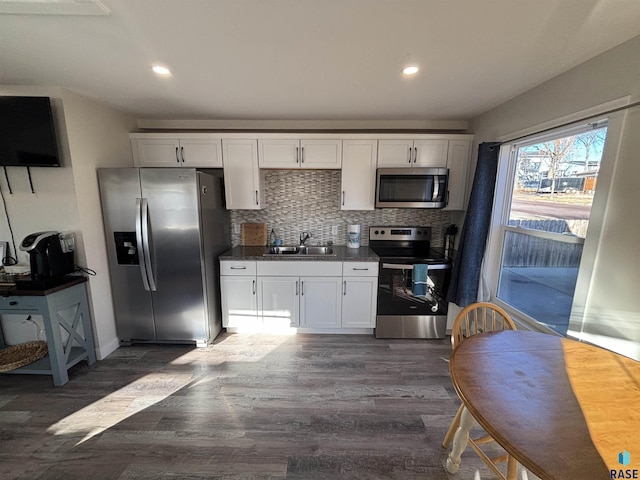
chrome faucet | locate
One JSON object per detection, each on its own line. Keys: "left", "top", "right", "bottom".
{"left": 299, "top": 232, "right": 311, "bottom": 246}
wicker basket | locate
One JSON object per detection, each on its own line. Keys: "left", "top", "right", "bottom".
{"left": 0, "top": 341, "right": 48, "bottom": 372}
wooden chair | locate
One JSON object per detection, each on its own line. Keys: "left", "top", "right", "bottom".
{"left": 442, "top": 302, "right": 519, "bottom": 480}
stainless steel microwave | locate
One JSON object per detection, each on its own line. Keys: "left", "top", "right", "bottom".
{"left": 375, "top": 167, "right": 449, "bottom": 208}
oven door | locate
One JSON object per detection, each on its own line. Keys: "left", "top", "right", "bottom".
{"left": 375, "top": 261, "right": 451, "bottom": 338}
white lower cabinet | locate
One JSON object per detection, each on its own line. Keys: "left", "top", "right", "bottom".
{"left": 342, "top": 262, "right": 379, "bottom": 328}
{"left": 222, "top": 260, "right": 378, "bottom": 333}
{"left": 220, "top": 276, "right": 258, "bottom": 329}
{"left": 341, "top": 277, "right": 378, "bottom": 328}
{"left": 220, "top": 261, "right": 259, "bottom": 330}
{"left": 257, "top": 275, "right": 342, "bottom": 329}
{"left": 257, "top": 276, "right": 300, "bottom": 328}
{"left": 299, "top": 276, "right": 343, "bottom": 328}
{"left": 256, "top": 261, "right": 343, "bottom": 330}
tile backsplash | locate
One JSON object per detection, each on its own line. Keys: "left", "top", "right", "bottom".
{"left": 230, "top": 170, "right": 454, "bottom": 247}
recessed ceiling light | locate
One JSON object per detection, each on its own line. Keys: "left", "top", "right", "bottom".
{"left": 402, "top": 65, "right": 420, "bottom": 76}
{"left": 151, "top": 65, "right": 171, "bottom": 76}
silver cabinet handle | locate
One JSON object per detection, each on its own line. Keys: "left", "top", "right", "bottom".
{"left": 296, "top": 280, "right": 299, "bottom": 296}
{"left": 135, "top": 198, "right": 151, "bottom": 291}
{"left": 252, "top": 280, "right": 256, "bottom": 295}
{"left": 255, "top": 190, "right": 259, "bottom": 205}
{"left": 343, "top": 280, "right": 346, "bottom": 295}
{"left": 413, "top": 147, "right": 418, "bottom": 163}
{"left": 230, "top": 266, "right": 246, "bottom": 270}
{"left": 408, "top": 147, "right": 412, "bottom": 163}
{"left": 181, "top": 146, "right": 185, "bottom": 163}
{"left": 342, "top": 191, "right": 345, "bottom": 205}
{"left": 296, "top": 146, "right": 299, "bottom": 164}
{"left": 301, "top": 281, "right": 304, "bottom": 296}
{"left": 301, "top": 147, "right": 304, "bottom": 163}
{"left": 141, "top": 198, "right": 157, "bottom": 292}
{"left": 175, "top": 147, "right": 180, "bottom": 163}
{"left": 352, "top": 268, "right": 369, "bottom": 271}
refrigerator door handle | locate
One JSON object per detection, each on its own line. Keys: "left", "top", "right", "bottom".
{"left": 141, "top": 198, "right": 157, "bottom": 292}
{"left": 135, "top": 198, "right": 151, "bottom": 291}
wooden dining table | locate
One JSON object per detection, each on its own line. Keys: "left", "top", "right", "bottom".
{"left": 448, "top": 330, "right": 640, "bottom": 480}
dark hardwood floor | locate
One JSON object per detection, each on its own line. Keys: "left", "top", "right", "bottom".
{"left": 0, "top": 333, "right": 506, "bottom": 479}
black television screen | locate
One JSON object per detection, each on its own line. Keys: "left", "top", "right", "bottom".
{"left": 0, "top": 96, "right": 60, "bottom": 167}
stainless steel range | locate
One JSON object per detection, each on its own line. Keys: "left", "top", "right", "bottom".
{"left": 369, "top": 226, "right": 452, "bottom": 339}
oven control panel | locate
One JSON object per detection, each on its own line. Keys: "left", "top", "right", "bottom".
{"left": 369, "top": 226, "right": 431, "bottom": 241}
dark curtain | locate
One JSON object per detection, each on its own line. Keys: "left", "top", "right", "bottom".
{"left": 447, "top": 142, "right": 502, "bottom": 307}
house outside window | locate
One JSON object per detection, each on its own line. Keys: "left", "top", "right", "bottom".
{"left": 493, "top": 124, "right": 607, "bottom": 335}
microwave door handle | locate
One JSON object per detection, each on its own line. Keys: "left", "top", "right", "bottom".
{"left": 432, "top": 176, "right": 440, "bottom": 201}
{"left": 141, "top": 198, "right": 157, "bottom": 292}
{"left": 135, "top": 198, "right": 151, "bottom": 291}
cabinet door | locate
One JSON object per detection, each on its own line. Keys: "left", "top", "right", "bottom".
{"left": 340, "top": 140, "right": 377, "bottom": 210}
{"left": 444, "top": 140, "right": 471, "bottom": 210}
{"left": 413, "top": 139, "right": 449, "bottom": 167}
{"left": 220, "top": 276, "right": 259, "bottom": 329}
{"left": 341, "top": 277, "right": 378, "bottom": 328}
{"left": 258, "top": 139, "right": 300, "bottom": 168}
{"left": 180, "top": 138, "right": 223, "bottom": 168}
{"left": 222, "top": 139, "right": 263, "bottom": 209}
{"left": 299, "top": 276, "right": 342, "bottom": 327}
{"left": 300, "top": 140, "right": 342, "bottom": 169}
{"left": 257, "top": 277, "right": 300, "bottom": 328}
{"left": 377, "top": 139, "right": 413, "bottom": 167}
{"left": 132, "top": 137, "right": 182, "bottom": 167}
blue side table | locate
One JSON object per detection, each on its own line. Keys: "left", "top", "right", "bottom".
{"left": 0, "top": 277, "right": 96, "bottom": 386}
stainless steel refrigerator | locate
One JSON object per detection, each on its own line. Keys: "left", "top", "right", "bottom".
{"left": 98, "top": 168, "right": 230, "bottom": 346}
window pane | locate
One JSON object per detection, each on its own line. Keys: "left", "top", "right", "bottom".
{"left": 498, "top": 230, "right": 581, "bottom": 335}
{"left": 497, "top": 126, "right": 607, "bottom": 334}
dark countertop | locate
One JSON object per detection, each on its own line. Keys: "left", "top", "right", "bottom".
{"left": 220, "top": 245, "right": 379, "bottom": 262}
{"left": 0, "top": 275, "right": 87, "bottom": 297}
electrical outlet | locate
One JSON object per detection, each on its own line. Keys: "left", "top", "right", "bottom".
{"left": 234, "top": 224, "right": 241, "bottom": 234}
{"left": 331, "top": 225, "right": 338, "bottom": 235}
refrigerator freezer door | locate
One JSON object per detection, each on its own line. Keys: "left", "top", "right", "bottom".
{"left": 98, "top": 168, "right": 156, "bottom": 341}
{"left": 139, "top": 168, "right": 207, "bottom": 342}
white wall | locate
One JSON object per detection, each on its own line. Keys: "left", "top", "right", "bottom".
{"left": 471, "top": 34, "right": 640, "bottom": 359}
{"left": 59, "top": 89, "right": 138, "bottom": 358}
{"left": 0, "top": 86, "right": 136, "bottom": 359}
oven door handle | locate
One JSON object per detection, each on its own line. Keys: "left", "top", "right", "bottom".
{"left": 381, "top": 262, "right": 451, "bottom": 271}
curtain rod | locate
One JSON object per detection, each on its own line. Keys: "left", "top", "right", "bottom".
{"left": 499, "top": 99, "right": 640, "bottom": 145}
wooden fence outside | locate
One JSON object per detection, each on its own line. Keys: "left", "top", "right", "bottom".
{"left": 503, "top": 219, "right": 586, "bottom": 267}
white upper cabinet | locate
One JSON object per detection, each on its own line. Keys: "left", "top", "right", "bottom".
{"left": 340, "top": 139, "right": 377, "bottom": 210}
{"left": 130, "top": 133, "right": 223, "bottom": 168}
{"left": 444, "top": 139, "right": 472, "bottom": 210}
{"left": 222, "top": 139, "right": 264, "bottom": 210}
{"left": 258, "top": 138, "right": 342, "bottom": 169}
{"left": 377, "top": 139, "right": 448, "bottom": 167}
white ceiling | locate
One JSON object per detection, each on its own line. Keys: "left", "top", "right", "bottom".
{"left": 1, "top": 0, "right": 640, "bottom": 123}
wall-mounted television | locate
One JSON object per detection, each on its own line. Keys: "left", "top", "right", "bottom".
{"left": 0, "top": 96, "right": 60, "bottom": 167}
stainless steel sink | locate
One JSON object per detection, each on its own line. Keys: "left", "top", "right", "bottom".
{"left": 300, "top": 246, "right": 335, "bottom": 255}
{"left": 263, "top": 245, "right": 335, "bottom": 256}
{"left": 264, "top": 246, "right": 300, "bottom": 255}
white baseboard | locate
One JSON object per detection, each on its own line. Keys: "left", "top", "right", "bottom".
{"left": 95, "top": 336, "right": 120, "bottom": 360}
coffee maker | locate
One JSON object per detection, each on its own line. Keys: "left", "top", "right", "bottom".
{"left": 19, "top": 231, "right": 75, "bottom": 281}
